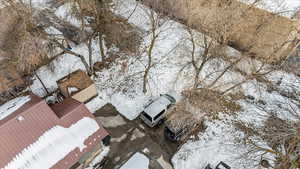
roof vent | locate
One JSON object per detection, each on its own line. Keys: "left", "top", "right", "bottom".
{"left": 17, "top": 116, "right": 25, "bottom": 122}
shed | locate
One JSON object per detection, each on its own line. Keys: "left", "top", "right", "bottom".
{"left": 57, "top": 70, "right": 98, "bottom": 103}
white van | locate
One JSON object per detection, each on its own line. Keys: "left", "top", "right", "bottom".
{"left": 140, "top": 94, "right": 176, "bottom": 127}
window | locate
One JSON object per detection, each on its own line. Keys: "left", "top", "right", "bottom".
{"left": 165, "top": 127, "right": 175, "bottom": 138}
{"left": 144, "top": 99, "right": 155, "bottom": 108}
{"left": 176, "top": 128, "right": 184, "bottom": 135}
{"left": 154, "top": 109, "right": 165, "bottom": 121}
{"left": 164, "top": 94, "right": 176, "bottom": 103}
{"left": 142, "top": 111, "right": 152, "bottom": 122}
{"left": 167, "top": 104, "right": 172, "bottom": 109}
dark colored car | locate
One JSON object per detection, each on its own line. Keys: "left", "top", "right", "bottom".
{"left": 164, "top": 107, "right": 204, "bottom": 142}
{"left": 205, "top": 162, "right": 231, "bottom": 169}
{"left": 164, "top": 125, "right": 185, "bottom": 142}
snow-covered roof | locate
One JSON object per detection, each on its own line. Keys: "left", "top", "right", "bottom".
{"left": 144, "top": 96, "right": 171, "bottom": 118}
{"left": 3, "top": 117, "right": 99, "bottom": 169}
{"left": 120, "top": 152, "right": 149, "bottom": 169}
{"left": 0, "top": 94, "right": 109, "bottom": 169}
{"left": 0, "top": 96, "right": 31, "bottom": 121}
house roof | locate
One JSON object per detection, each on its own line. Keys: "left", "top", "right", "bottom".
{"left": 0, "top": 95, "right": 31, "bottom": 121}
{"left": 0, "top": 94, "right": 42, "bottom": 126}
{"left": 0, "top": 94, "right": 109, "bottom": 169}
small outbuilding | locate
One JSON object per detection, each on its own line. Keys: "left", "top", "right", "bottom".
{"left": 57, "top": 70, "right": 98, "bottom": 103}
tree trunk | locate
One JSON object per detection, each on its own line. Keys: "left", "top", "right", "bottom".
{"left": 140, "top": 0, "right": 298, "bottom": 63}
{"left": 209, "top": 58, "right": 241, "bottom": 88}
{"left": 143, "top": 68, "right": 150, "bottom": 93}
{"left": 53, "top": 39, "right": 92, "bottom": 75}
{"left": 98, "top": 33, "right": 106, "bottom": 61}
{"left": 143, "top": 17, "right": 157, "bottom": 93}
{"left": 87, "top": 36, "right": 94, "bottom": 74}
{"left": 193, "top": 69, "right": 200, "bottom": 88}
{"left": 34, "top": 71, "right": 49, "bottom": 95}
{"left": 78, "top": 54, "right": 92, "bottom": 75}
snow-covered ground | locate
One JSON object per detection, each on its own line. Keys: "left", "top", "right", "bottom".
{"left": 21, "top": 0, "right": 300, "bottom": 168}
{"left": 115, "top": 1, "right": 300, "bottom": 169}
{"left": 55, "top": 3, "right": 81, "bottom": 27}
{"left": 173, "top": 119, "right": 246, "bottom": 169}
{"left": 30, "top": 0, "right": 191, "bottom": 120}
{"left": 241, "top": 0, "right": 300, "bottom": 18}
{"left": 29, "top": 0, "right": 300, "bottom": 118}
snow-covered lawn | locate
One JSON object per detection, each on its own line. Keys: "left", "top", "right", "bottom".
{"left": 172, "top": 70, "right": 300, "bottom": 169}
{"left": 55, "top": 3, "right": 81, "bottom": 27}
{"left": 30, "top": 0, "right": 192, "bottom": 120}
{"left": 24, "top": 0, "right": 300, "bottom": 168}
{"left": 173, "top": 119, "right": 246, "bottom": 169}
{"left": 241, "top": 0, "right": 300, "bottom": 18}
{"left": 29, "top": 0, "right": 300, "bottom": 120}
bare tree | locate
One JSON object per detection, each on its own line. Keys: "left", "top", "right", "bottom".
{"left": 134, "top": 4, "right": 172, "bottom": 94}
{"left": 187, "top": 28, "right": 216, "bottom": 88}
{"left": 1, "top": 0, "right": 54, "bottom": 94}
{"left": 142, "top": 9, "right": 160, "bottom": 93}
{"left": 141, "top": 0, "right": 299, "bottom": 63}
{"left": 235, "top": 92, "right": 300, "bottom": 169}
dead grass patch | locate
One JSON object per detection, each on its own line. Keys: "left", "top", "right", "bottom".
{"left": 99, "top": 16, "right": 142, "bottom": 54}
{"left": 93, "top": 55, "right": 120, "bottom": 71}
{"left": 183, "top": 88, "right": 242, "bottom": 119}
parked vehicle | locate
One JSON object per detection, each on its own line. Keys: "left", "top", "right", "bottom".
{"left": 205, "top": 161, "right": 231, "bottom": 169}
{"left": 216, "top": 162, "right": 231, "bottom": 169}
{"left": 140, "top": 93, "right": 177, "bottom": 127}
{"left": 164, "top": 109, "right": 204, "bottom": 142}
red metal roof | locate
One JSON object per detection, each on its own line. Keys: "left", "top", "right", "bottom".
{"left": 0, "top": 94, "right": 109, "bottom": 169}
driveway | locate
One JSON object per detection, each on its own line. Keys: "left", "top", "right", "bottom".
{"left": 94, "top": 104, "right": 178, "bottom": 169}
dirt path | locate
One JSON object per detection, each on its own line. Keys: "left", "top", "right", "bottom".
{"left": 94, "top": 104, "right": 178, "bottom": 169}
